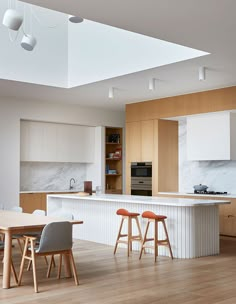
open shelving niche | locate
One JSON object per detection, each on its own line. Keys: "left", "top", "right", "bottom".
{"left": 105, "top": 127, "right": 123, "bottom": 194}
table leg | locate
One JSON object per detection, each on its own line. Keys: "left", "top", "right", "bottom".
{"left": 63, "top": 253, "right": 72, "bottom": 278}
{"left": 3, "top": 231, "right": 12, "bottom": 289}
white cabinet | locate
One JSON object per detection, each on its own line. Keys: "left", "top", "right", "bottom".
{"left": 187, "top": 112, "right": 236, "bottom": 160}
{"left": 20, "top": 121, "right": 95, "bottom": 163}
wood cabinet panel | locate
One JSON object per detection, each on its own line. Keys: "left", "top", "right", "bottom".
{"left": 20, "top": 193, "right": 44, "bottom": 213}
{"left": 141, "top": 120, "right": 154, "bottom": 162}
{"left": 126, "top": 122, "right": 141, "bottom": 162}
{"left": 20, "top": 121, "right": 95, "bottom": 163}
{"left": 126, "top": 86, "right": 236, "bottom": 122}
{"left": 126, "top": 119, "right": 178, "bottom": 195}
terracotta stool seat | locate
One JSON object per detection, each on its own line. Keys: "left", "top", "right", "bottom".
{"left": 116, "top": 209, "right": 140, "bottom": 217}
{"left": 139, "top": 211, "right": 173, "bottom": 262}
{"left": 142, "top": 211, "right": 167, "bottom": 220}
{"left": 114, "top": 208, "right": 143, "bottom": 257}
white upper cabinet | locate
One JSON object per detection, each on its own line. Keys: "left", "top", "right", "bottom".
{"left": 187, "top": 112, "right": 236, "bottom": 161}
{"left": 20, "top": 121, "right": 95, "bottom": 163}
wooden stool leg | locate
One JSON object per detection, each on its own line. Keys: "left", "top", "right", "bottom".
{"left": 135, "top": 216, "right": 143, "bottom": 243}
{"left": 162, "top": 220, "right": 173, "bottom": 259}
{"left": 127, "top": 216, "right": 131, "bottom": 257}
{"left": 114, "top": 218, "right": 125, "bottom": 255}
{"left": 139, "top": 221, "right": 150, "bottom": 260}
{"left": 154, "top": 220, "right": 158, "bottom": 262}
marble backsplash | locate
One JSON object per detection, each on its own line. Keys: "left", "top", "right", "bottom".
{"left": 20, "top": 162, "right": 86, "bottom": 191}
{"left": 179, "top": 120, "right": 236, "bottom": 194}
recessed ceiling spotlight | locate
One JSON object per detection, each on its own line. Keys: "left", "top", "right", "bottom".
{"left": 108, "top": 87, "right": 114, "bottom": 99}
{"left": 69, "top": 15, "right": 84, "bottom": 23}
{"left": 199, "top": 66, "right": 206, "bottom": 81}
{"left": 2, "top": 9, "right": 23, "bottom": 31}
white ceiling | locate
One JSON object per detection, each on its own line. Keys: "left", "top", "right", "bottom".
{"left": 1, "top": 0, "right": 236, "bottom": 111}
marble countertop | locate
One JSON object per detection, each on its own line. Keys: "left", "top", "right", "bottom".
{"left": 47, "top": 193, "right": 230, "bottom": 207}
{"left": 158, "top": 192, "right": 236, "bottom": 198}
{"left": 20, "top": 190, "right": 82, "bottom": 194}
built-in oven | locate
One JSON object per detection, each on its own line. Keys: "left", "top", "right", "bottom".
{"left": 131, "top": 162, "right": 152, "bottom": 178}
{"left": 131, "top": 162, "right": 152, "bottom": 196}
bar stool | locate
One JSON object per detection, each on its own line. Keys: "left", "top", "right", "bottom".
{"left": 139, "top": 211, "right": 173, "bottom": 262}
{"left": 114, "top": 208, "right": 143, "bottom": 257}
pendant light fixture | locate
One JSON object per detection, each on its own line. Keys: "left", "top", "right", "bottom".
{"left": 2, "top": 1, "right": 84, "bottom": 52}
{"left": 2, "top": 8, "right": 23, "bottom": 31}
{"left": 21, "top": 34, "right": 37, "bottom": 51}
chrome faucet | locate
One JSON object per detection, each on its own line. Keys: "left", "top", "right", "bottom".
{"left": 69, "top": 178, "right": 76, "bottom": 190}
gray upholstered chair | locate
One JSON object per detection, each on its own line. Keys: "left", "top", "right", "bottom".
{"left": 18, "top": 221, "right": 79, "bottom": 293}
{"left": 12, "top": 209, "right": 46, "bottom": 253}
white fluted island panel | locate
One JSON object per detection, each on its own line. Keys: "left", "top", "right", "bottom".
{"left": 47, "top": 194, "right": 230, "bottom": 259}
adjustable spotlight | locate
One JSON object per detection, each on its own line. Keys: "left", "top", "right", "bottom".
{"left": 2, "top": 9, "right": 23, "bottom": 31}
{"left": 108, "top": 87, "right": 114, "bottom": 99}
{"left": 149, "top": 78, "right": 156, "bottom": 90}
{"left": 21, "top": 34, "right": 37, "bottom": 51}
{"left": 69, "top": 15, "right": 84, "bottom": 23}
{"left": 199, "top": 66, "right": 206, "bottom": 81}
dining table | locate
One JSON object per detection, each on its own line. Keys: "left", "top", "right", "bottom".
{"left": 0, "top": 210, "right": 83, "bottom": 289}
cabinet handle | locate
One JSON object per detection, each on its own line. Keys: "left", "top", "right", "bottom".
{"left": 228, "top": 215, "right": 234, "bottom": 218}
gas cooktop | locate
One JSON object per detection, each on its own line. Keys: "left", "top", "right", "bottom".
{"left": 194, "top": 190, "right": 228, "bottom": 195}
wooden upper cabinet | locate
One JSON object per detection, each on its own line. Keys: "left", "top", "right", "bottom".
{"left": 20, "top": 120, "right": 95, "bottom": 163}
{"left": 141, "top": 120, "right": 154, "bottom": 162}
{"left": 126, "top": 121, "right": 142, "bottom": 162}
{"left": 126, "top": 120, "right": 154, "bottom": 163}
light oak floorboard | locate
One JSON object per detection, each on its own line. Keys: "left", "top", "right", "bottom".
{"left": 1, "top": 237, "right": 236, "bottom": 303}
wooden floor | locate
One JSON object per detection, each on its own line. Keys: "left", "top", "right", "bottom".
{"left": 1, "top": 237, "right": 236, "bottom": 304}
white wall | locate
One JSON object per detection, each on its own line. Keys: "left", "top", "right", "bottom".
{"left": 0, "top": 97, "right": 125, "bottom": 208}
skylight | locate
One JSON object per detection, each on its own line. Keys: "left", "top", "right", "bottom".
{"left": 0, "top": 1, "right": 209, "bottom": 88}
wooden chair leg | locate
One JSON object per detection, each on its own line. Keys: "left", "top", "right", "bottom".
{"left": 162, "top": 220, "right": 174, "bottom": 259}
{"left": 114, "top": 218, "right": 124, "bottom": 255}
{"left": 30, "top": 238, "right": 38, "bottom": 293}
{"left": 139, "top": 221, "right": 150, "bottom": 260}
{"left": 47, "top": 255, "right": 54, "bottom": 278}
{"left": 11, "top": 259, "right": 18, "bottom": 284}
{"left": 17, "top": 238, "right": 24, "bottom": 254}
{"left": 57, "top": 254, "right": 62, "bottom": 279}
{"left": 18, "top": 237, "right": 30, "bottom": 286}
{"left": 69, "top": 250, "right": 79, "bottom": 286}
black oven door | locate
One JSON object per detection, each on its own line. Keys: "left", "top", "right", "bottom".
{"left": 131, "top": 163, "right": 152, "bottom": 177}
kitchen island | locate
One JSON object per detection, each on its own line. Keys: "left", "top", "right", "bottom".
{"left": 47, "top": 194, "right": 230, "bottom": 259}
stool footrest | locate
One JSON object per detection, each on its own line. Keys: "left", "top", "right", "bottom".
{"left": 143, "top": 238, "right": 154, "bottom": 242}
{"left": 132, "top": 236, "right": 142, "bottom": 240}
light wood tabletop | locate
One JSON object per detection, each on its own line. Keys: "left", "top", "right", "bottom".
{"left": 0, "top": 210, "right": 83, "bottom": 289}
